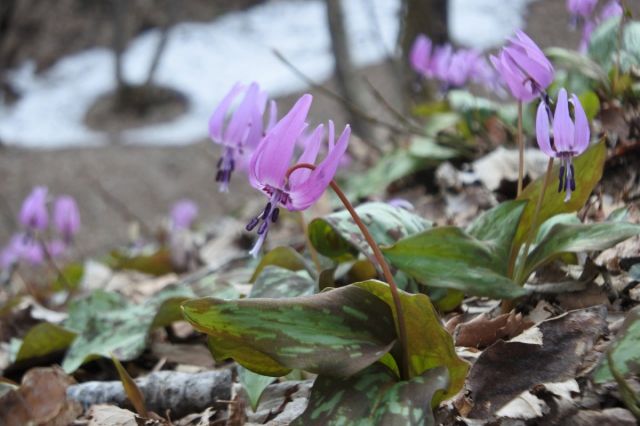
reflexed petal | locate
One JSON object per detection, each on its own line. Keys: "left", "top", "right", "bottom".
{"left": 224, "top": 83, "right": 260, "bottom": 146}
{"left": 504, "top": 47, "right": 553, "bottom": 90}
{"left": 500, "top": 53, "right": 536, "bottom": 102}
{"left": 19, "top": 186, "right": 49, "bottom": 232}
{"left": 552, "top": 89, "right": 574, "bottom": 152}
{"left": 535, "top": 100, "right": 556, "bottom": 157}
{"left": 571, "top": 94, "right": 590, "bottom": 154}
{"left": 266, "top": 100, "right": 278, "bottom": 132}
{"left": 208, "top": 83, "right": 244, "bottom": 143}
{"left": 288, "top": 124, "right": 324, "bottom": 187}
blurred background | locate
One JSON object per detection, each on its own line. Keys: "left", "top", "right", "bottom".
{"left": 0, "top": 0, "right": 637, "bottom": 256}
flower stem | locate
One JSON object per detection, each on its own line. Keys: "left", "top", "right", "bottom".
{"left": 286, "top": 163, "right": 410, "bottom": 380}
{"left": 297, "top": 211, "right": 322, "bottom": 275}
{"left": 37, "top": 236, "right": 72, "bottom": 292}
{"left": 517, "top": 100, "right": 525, "bottom": 197}
{"left": 515, "top": 157, "right": 554, "bottom": 284}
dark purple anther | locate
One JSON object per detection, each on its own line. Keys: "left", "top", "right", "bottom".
{"left": 261, "top": 202, "right": 272, "bottom": 220}
{"left": 257, "top": 221, "right": 268, "bottom": 235}
{"left": 569, "top": 164, "right": 576, "bottom": 191}
{"left": 246, "top": 217, "right": 259, "bottom": 231}
{"left": 558, "top": 165, "right": 565, "bottom": 193}
{"left": 271, "top": 207, "right": 280, "bottom": 223}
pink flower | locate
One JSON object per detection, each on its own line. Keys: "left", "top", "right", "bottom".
{"left": 170, "top": 199, "right": 199, "bottom": 230}
{"left": 536, "top": 89, "right": 590, "bottom": 202}
{"left": 19, "top": 186, "right": 49, "bottom": 232}
{"left": 409, "top": 34, "right": 432, "bottom": 76}
{"left": 567, "top": 0, "right": 598, "bottom": 18}
{"left": 54, "top": 195, "right": 80, "bottom": 243}
{"left": 1, "top": 233, "right": 44, "bottom": 268}
{"left": 246, "top": 94, "right": 350, "bottom": 256}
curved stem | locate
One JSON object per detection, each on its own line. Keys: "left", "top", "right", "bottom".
{"left": 517, "top": 100, "right": 524, "bottom": 197}
{"left": 286, "top": 163, "right": 410, "bottom": 380}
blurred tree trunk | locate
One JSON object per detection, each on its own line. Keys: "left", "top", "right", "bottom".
{"left": 326, "top": 0, "right": 375, "bottom": 143}
{"left": 0, "top": 0, "right": 17, "bottom": 105}
{"left": 400, "top": 0, "right": 448, "bottom": 101}
{"left": 111, "top": 0, "right": 129, "bottom": 106}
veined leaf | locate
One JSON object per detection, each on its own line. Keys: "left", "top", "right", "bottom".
{"left": 249, "top": 246, "right": 311, "bottom": 283}
{"left": 15, "top": 323, "right": 77, "bottom": 363}
{"left": 182, "top": 285, "right": 396, "bottom": 377}
{"left": 249, "top": 266, "right": 316, "bottom": 299}
{"left": 467, "top": 200, "right": 528, "bottom": 261}
{"left": 594, "top": 306, "right": 640, "bottom": 383}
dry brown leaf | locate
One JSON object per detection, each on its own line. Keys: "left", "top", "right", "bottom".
{"left": 454, "top": 311, "right": 534, "bottom": 348}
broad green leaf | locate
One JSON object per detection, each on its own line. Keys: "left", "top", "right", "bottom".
{"left": 249, "top": 246, "right": 310, "bottom": 283}
{"left": 238, "top": 366, "right": 275, "bottom": 411}
{"left": 512, "top": 142, "right": 606, "bottom": 258}
{"left": 309, "top": 202, "right": 431, "bottom": 262}
{"left": 15, "top": 323, "right": 77, "bottom": 363}
{"left": 62, "top": 286, "right": 194, "bottom": 372}
{"left": 594, "top": 306, "right": 640, "bottom": 383}
{"left": 545, "top": 47, "right": 608, "bottom": 84}
{"left": 607, "top": 207, "right": 630, "bottom": 222}
{"left": 521, "top": 222, "right": 640, "bottom": 280}
{"left": 533, "top": 213, "right": 581, "bottom": 244}
{"left": 623, "top": 22, "right": 640, "bottom": 69}
{"left": 355, "top": 280, "right": 468, "bottom": 401}
{"left": 52, "top": 262, "right": 85, "bottom": 292}
{"left": 588, "top": 17, "right": 621, "bottom": 70}
{"left": 578, "top": 91, "right": 601, "bottom": 121}
{"left": 249, "top": 266, "right": 316, "bottom": 299}
{"left": 382, "top": 227, "right": 527, "bottom": 299}
{"left": 467, "top": 200, "right": 528, "bottom": 260}
{"left": 182, "top": 285, "right": 397, "bottom": 377}
{"left": 292, "top": 362, "right": 449, "bottom": 426}
{"left": 106, "top": 248, "right": 174, "bottom": 276}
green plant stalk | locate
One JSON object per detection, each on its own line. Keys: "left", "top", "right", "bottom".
{"left": 515, "top": 157, "right": 555, "bottom": 284}
{"left": 286, "top": 163, "right": 410, "bottom": 381}
{"left": 517, "top": 100, "right": 524, "bottom": 197}
{"left": 37, "top": 235, "right": 72, "bottom": 291}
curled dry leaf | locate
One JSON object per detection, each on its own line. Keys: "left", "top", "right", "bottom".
{"left": 454, "top": 311, "right": 534, "bottom": 348}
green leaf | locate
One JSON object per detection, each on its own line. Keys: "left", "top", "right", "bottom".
{"left": 588, "top": 17, "right": 621, "bottom": 70}
{"left": 623, "top": 22, "right": 640, "bottom": 69}
{"left": 521, "top": 222, "right": 640, "bottom": 280}
{"left": 52, "top": 262, "right": 85, "bottom": 292}
{"left": 111, "top": 354, "right": 148, "bottom": 417}
{"left": 513, "top": 142, "right": 606, "bottom": 259}
{"left": 594, "top": 306, "right": 640, "bottom": 383}
{"left": 292, "top": 362, "right": 449, "bottom": 426}
{"left": 545, "top": 47, "right": 608, "bottom": 84}
{"left": 106, "top": 248, "right": 174, "bottom": 276}
{"left": 62, "top": 285, "right": 194, "bottom": 372}
{"left": 182, "top": 284, "right": 397, "bottom": 377}
{"left": 467, "top": 200, "right": 528, "bottom": 261}
{"left": 409, "top": 137, "right": 458, "bottom": 160}
{"left": 382, "top": 227, "right": 527, "bottom": 299}
{"left": 249, "top": 266, "right": 317, "bottom": 299}
{"left": 238, "top": 366, "right": 276, "bottom": 411}
{"left": 578, "top": 91, "right": 601, "bottom": 121}
{"left": 309, "top": 202, "right": 431, "bottom": 262}
{"left": 15, "top": 323, "right": 77, "bottom": 363}
{"left": 249, "top": 246, "right": 311, "bottom": 283}
{"left": 354, "top": 280, "right": 468, "bottom": 402}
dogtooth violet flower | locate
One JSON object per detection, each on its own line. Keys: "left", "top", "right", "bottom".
{"left": 490, "top": 31, "right": 554, "bottom": 102}
{"left": 53, "top": 195, "right": 80, "bottom": 243}
{"left": 567, "top": 0, "right": 598, "bottom": 19}
{"left": 536, "top": 88, "right": 590, "bottom": 202}
{"left": 19, "top": 186, "right": 49, "bottom": 232}
{"left": 170, "top": 199, "right": 199, "bottom": 230}
{"left": 209, "top": 82, "right": 274, "bottom": 192}
{"left": 245, "top": 94, "right": 350, "bottom": 257}
{"left": 409, "top": 34, "right": 432, "bottom": 76}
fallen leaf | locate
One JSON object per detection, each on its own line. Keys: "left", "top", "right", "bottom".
{"left": 454, "top": 311, "right": 534, "bottom": 348}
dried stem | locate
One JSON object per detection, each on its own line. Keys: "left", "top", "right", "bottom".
{"left": 286, "top": 163, "right": 410, "bottom": 380}
{"left": 517, "top": 100, "right": 524, "bottom": 197}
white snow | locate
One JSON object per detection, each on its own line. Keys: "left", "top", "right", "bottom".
{"left": 0, "top": 0, "right": 535, "bottom": 149}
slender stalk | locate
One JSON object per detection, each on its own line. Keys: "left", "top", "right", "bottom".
{"left": 37, "top": 236, "right": 72, "bottom": 291}
{"left": 516, "top": 100, "right": 524, "bottom": 197}
{"left": 286, "top": 163, "right": 410, "bottom": 380}
{"left": 297, "top": 211, "right": 322, "bottom": 275}
{"left": 515, "top": 157, "right": 554, "bottom": 283}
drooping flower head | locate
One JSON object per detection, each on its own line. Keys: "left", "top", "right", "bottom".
{"left": 209, "top": 82, "right": 271, "bottom": 192}
{"left": 409, "top": 34, "right": 432, "bottom": 76}
{"left": 170, "top": 199, "right": 199, "bottom": 230}
{"left": 536, "top": 88, "right": 590, "bottom": 202}
{"left": 567, "top": 0, "right": 598, "bottom": 19}
{"left": 600, "top": 0, "right": 623, "bottom": 20}
{"left": 19, "top": 186, "right": 49, "bottom": 232}
{"left": 246, "top": 94, "right": 350, "bottom": 256}
{"left": 1, "top": 233, "right": 44, "bottom": 269}
{"left": 53, "top": 195, "right": 80, "bottom": 243}
{"left": 490, "top": 31, "right": 554, "bottom": 102}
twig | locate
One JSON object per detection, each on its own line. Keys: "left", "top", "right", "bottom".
{"left": 363, "top": 77, "right": 422, "bottom": 132}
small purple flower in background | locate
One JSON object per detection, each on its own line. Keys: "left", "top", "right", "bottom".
{"left": 46, "top": 239, "right": 67, "bottom": 259}
{"left": 1, "top": 233, "right": 44, "bottom": 268}
{"left": 19, "top": 186, "right": 49, "bottom": 232}
{"left": 567, "top": 0, "right": 598, "bottom": 19}
{"left": 600, "top": 0, "right": 623, "bottom": 20}
{"left": 170, "top": 199, "right": 199, "bottom": 230}
{"left": 409, "top": 34, "right": 432, "bottom": 76}
{"left": 209, "top": 82, "right": 270, "bottom": 192}
{"left": 536, "top": 88, "right": 590, "bottom": 202}
{"left": 53, "top": 195, "right": 80, "bottom": 243}
{"left": 567, "top": 0, "right": 623, "bottom": 52}
{"left": 490, "top": 31, "right": 554, "bottom": 102}
{"left": 246, "top": 94, "right": 350, "bottom": 257}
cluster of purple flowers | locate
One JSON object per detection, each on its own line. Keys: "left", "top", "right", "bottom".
{"left": 409, "top": 34, "right": 497, "bottom": 91}
{"left": 1, "top": 187, "right": 80, "bottom": 270}
{"left": 567, "top": 0, "right": 623, "bottom": 52}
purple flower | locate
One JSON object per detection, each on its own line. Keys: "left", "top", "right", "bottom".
{"left": 409, "top": 34, "right": 432, "bottom": 76}
{"left": 209, "top": 82, "right": 270, "bottom": 192}
{"left": 490, "top": 31, "right": 554, "bottom": 102}
{"left": 2, "top": 233, "right": 44, "bottom": 267}
{"left": 600, "top": 0, "right": 623, "bottom": 21}
{"left": 536, "top": 88, "right": 590, "bottom": 202}
{"left": 567, "top": 0, "right": 598, "bottom": 18}
{"left": 46, "top": 239, "right": 67, "bottom": 259}
{"left": 53, "top": 195, "right": 80, "bottom": 243}
{"left": 579, "top": 20, "right": 596, "bottom": 53}
{"left": 246, "top": 94, "right": 350, "bottom": 256}
{"left": 170, "top": 199, "right": 199, "bottom": 230}
{"left": 19, "top": 186, "right": 49, "bottom": 232}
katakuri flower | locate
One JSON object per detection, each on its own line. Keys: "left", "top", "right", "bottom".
{"left": 567, "top": 0, "right": 598, "bottom": 19}
{"left": 1, "top": 233, "right": 44, "bottom": 269}
{"left": 53, "top": 195, "right": 80, "bottom": 243}
{"left": 246, "top": 94, "right": 350, "bottom": 257}
{"left": 209, "top": 82, "right": 271, "bottom": 192}
{"left": 490, "top": 31, "right": 554, "bottom": 102}
{"left": 170, "top": 199, "right": 199, "bottom": 230}
{"left": 19, "top": 186, "right": 49, "bottom": 232}
{"left": 536, "top": 88, "right": 590, "bottom": 202}
{"left": 409, "top": 34, "right": 432, "bottom": 76}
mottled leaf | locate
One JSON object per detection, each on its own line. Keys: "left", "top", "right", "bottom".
{"left": 513, "top": 142, "right": 606, "bottom": 258}
{"left": 309, "top": 202, "right": 431, "bottom": 262}
{"left": 15, "top": 323, "right": 77, "bottom": 363}
{"left": 355, "top": 280, "right": 468, "bottom": 401}
{"left": 106, "top": 248, "right": 174, "bottom": 276}
{"left": 594, "top": 306, "right": 640, "bottom": 383}
{"left": 249, "top": 246, "right": 311, "bottom": 283}
{"left": 382, "top": 227, "right": 527, "bottom": 299}
{"left": 467, "top": 200, "right": 528, "bottom": 260}
{"left": 588, "top": 17, "right": 621, "bottom": 70}
{"left": 545, "top": 47, "right": 608, "bottom": 84}
{"left": 292, "top": 362, "right": 449, "bottom": 426}
{"left": 522, "top": 222, "right": 640, "bottom": 280}
{"left": 238, "top": 366, "right": 275, "bottom": 411}
{"left": 249, "top": 266, "right": 316, "bottom": 299}
{"left": 182, "top": 285, "right": 396, "bottom": 377}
